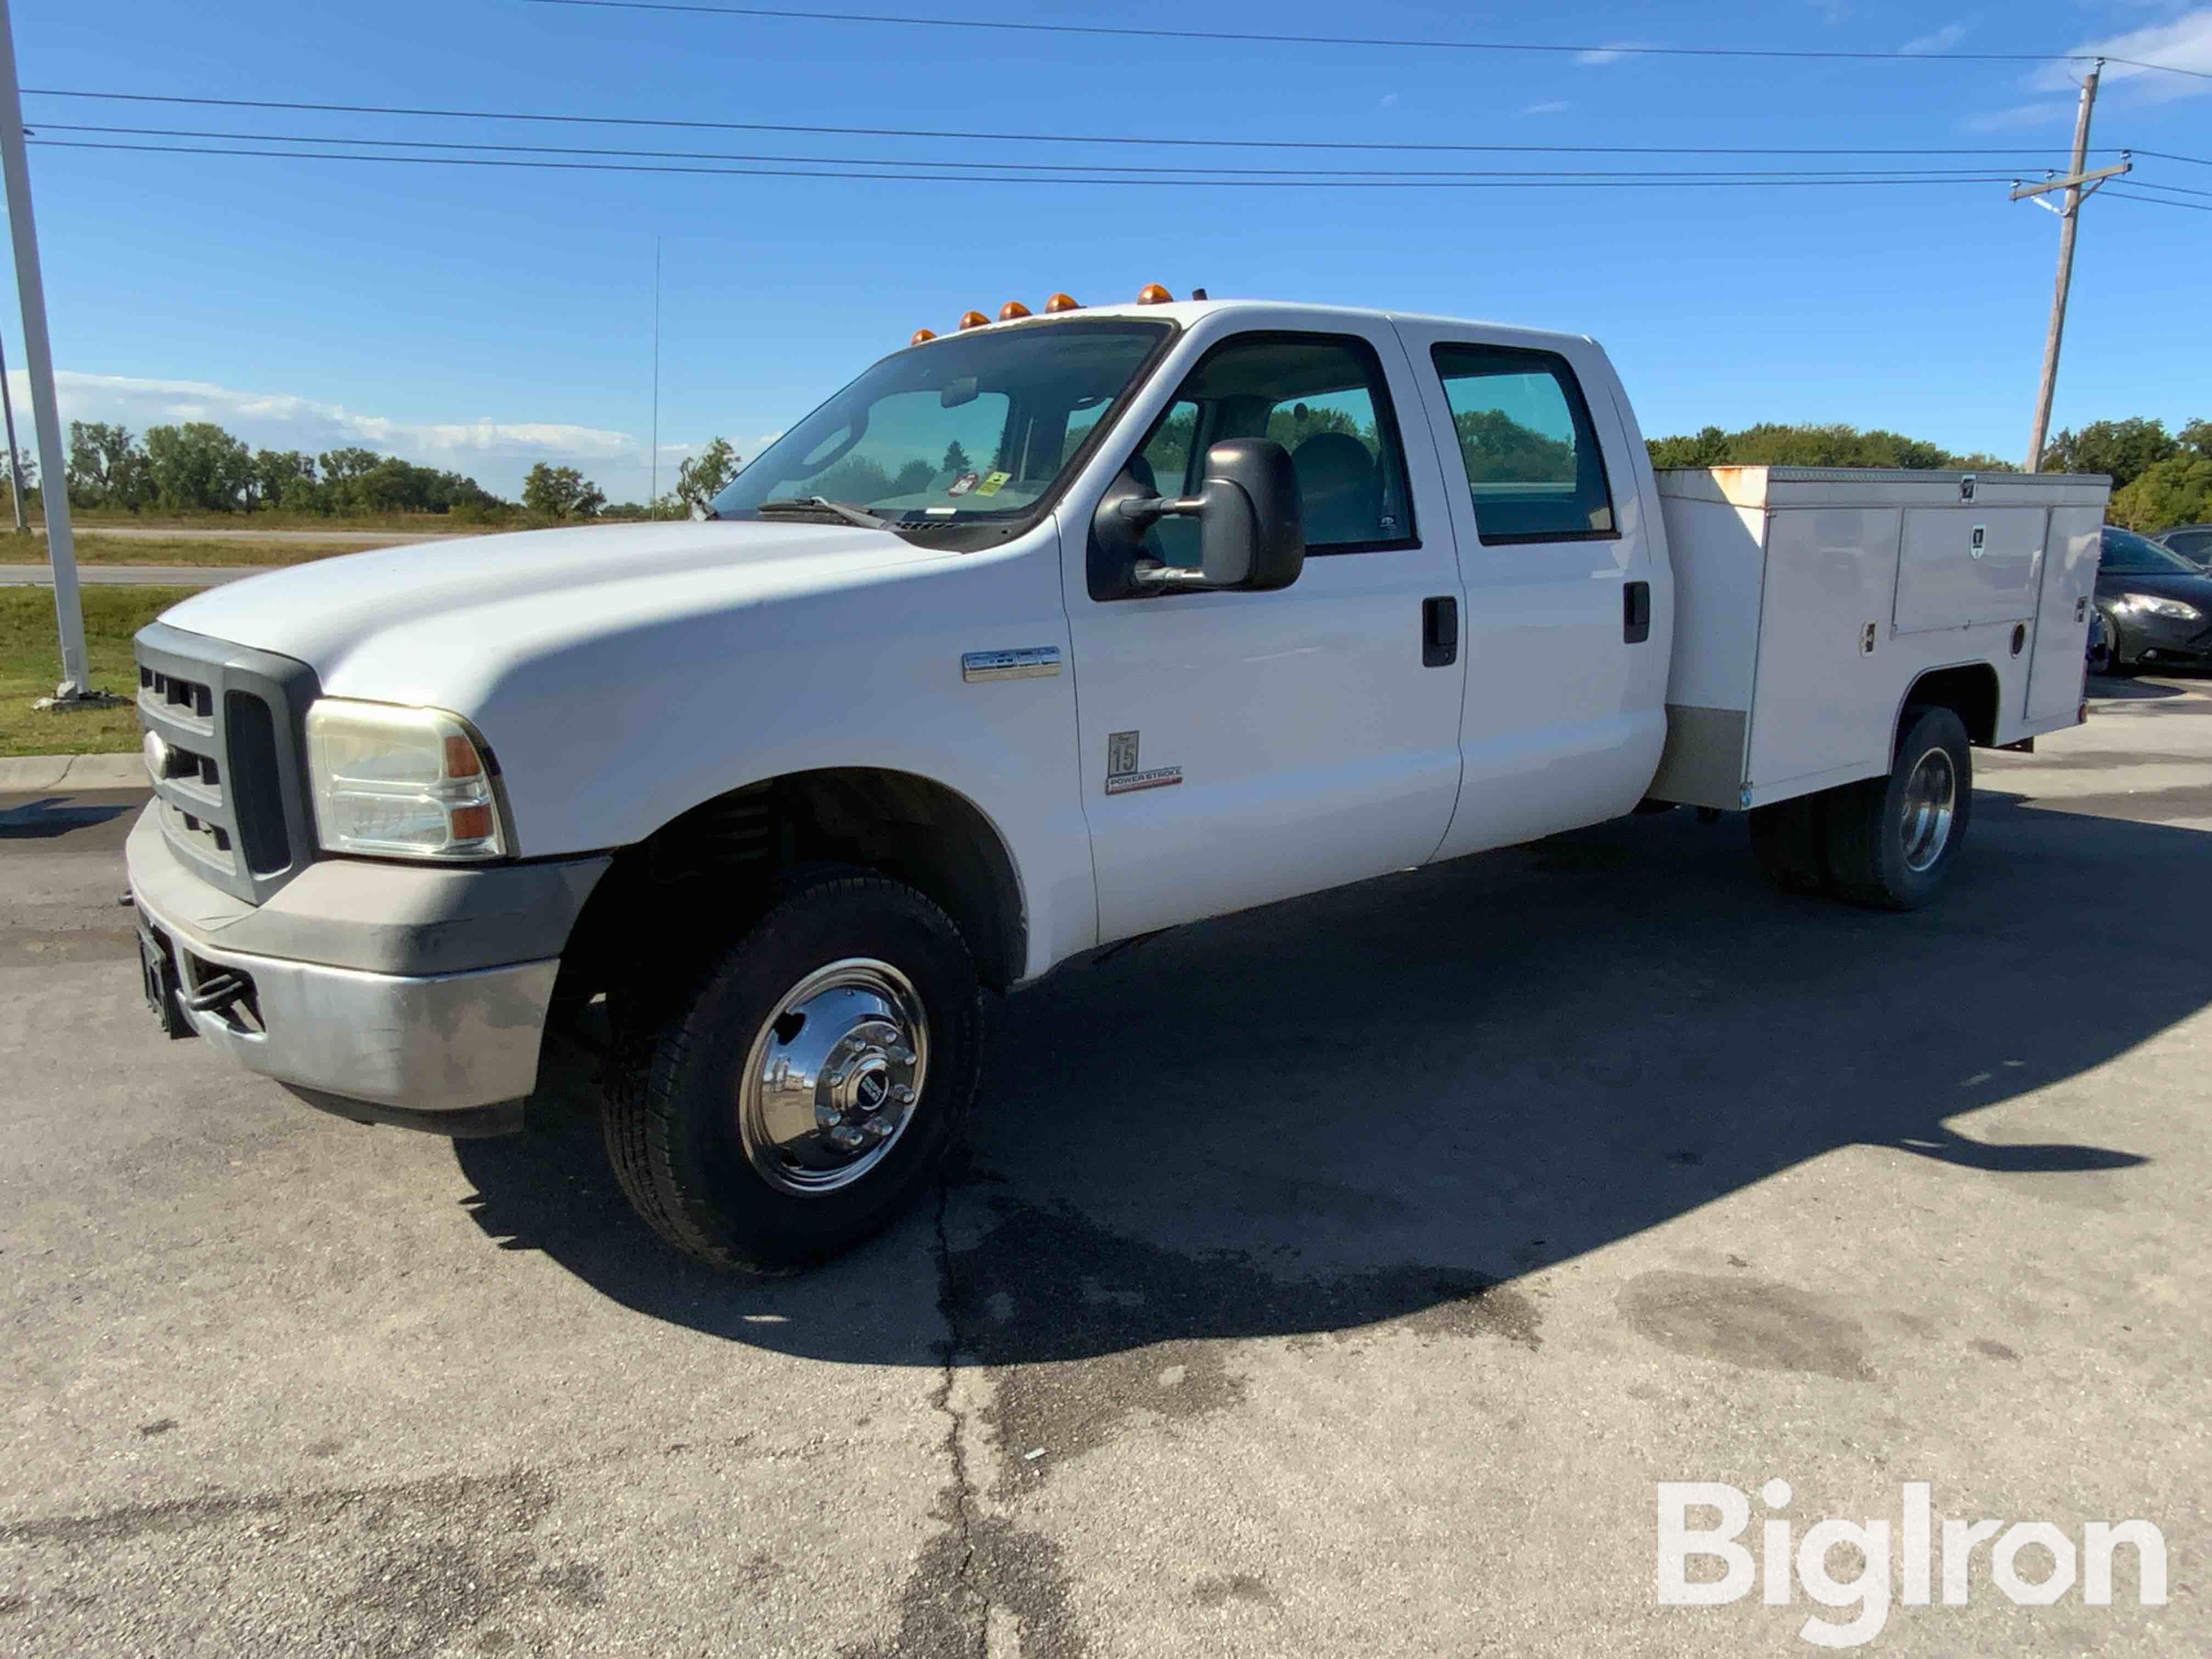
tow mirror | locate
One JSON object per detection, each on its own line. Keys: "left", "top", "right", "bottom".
{"left": 1089, "top": 437, "right": 1305, "bottom": 598}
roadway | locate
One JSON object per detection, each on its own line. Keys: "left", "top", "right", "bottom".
{"left": 2, "top": 674, "right": 2205, "bottom": 1656}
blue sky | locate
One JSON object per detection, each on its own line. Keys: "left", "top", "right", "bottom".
{"left": 4, "top": 0, "right": 2209, "bottom": 501}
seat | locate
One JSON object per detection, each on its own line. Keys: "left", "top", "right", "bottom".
{"left": 1291, "top": 432, "right": 1381, "bottom": 545}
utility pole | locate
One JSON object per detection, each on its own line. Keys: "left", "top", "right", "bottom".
{"left": 2016, "top": 60, "right": 2130, "bottom": 473}
{"left": 0, "top": 330, "right": 25, "bottom": 533}
{"left": 650, "top": 236, "right": 662, "bottom": 517}
{"left": 0, "top": 0, "right": 95, "bottom": 701}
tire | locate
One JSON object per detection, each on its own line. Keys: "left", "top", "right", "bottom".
{"left": 602, "top": 872, "right": 984, "bottom": 1272}
{"left": 1821, "top": 704, "right": 1972, "bottom": 911}
{"left": 1747, "top": 792, "right": 1830, "bottom": 895}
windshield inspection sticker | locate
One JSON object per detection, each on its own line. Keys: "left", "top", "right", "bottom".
{"left": 974, "top": 470, "right": 1011, "bottom": 498}
{"left": 947, "top": 471, "right": 981, "bottom": 496}
{"left": 1105, "top": 730, "right": 1182, "bottom": 795}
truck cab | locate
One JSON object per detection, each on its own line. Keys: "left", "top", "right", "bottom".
{"left": 125, "top": 292, "right": 2097, "bottom": 1273}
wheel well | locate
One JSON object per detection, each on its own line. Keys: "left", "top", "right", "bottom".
{"left": 557, "top": 769, "right": 1027, "bottom": 1009}
{"left": 1901, "top": 663, "right": 2000, "bottom": 748}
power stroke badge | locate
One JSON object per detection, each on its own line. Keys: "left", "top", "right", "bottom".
{"left": 1104, "top": 730, "right": 1182, "bottom": 795}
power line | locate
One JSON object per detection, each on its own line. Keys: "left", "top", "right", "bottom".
{"left": 516, "top": 0, "right": 2212, "bottom": 81}
{"left": 2103, "top": 188, "right": 2212, "bottom": 212}
{"left": 2129, "top": 148, "right": 2212, "bottom": 168}
{"left": 15, "top": 88, "right": 2119, "bottom": 159}
{"left": 29, "top": 125, "right": 2052, "bottom": 180}
{"left": 2120, "top": 177, "right": 2212, "bottom": 200}
{"left": 28, "top": 138, "right": 2034, "bottom": 188}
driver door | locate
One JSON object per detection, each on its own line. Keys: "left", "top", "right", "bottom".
{"left": 1062, "top": 320, "right": 1468, "bottom": 943}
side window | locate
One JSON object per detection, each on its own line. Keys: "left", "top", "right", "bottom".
{"left": 1133, "top": 399, "right": 1201, "bottom": 567}
{"left": 1127, "top": 334, "right": 1417, "bottom": 568}
{"left": 1430, "top": 345, "right": 1617, "bottom": 543}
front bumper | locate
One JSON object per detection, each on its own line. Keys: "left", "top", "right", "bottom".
{"left": 126, "top": 806, "right": 599, "bottom": 1128}
{"left": 2108, "top": 608, "right": 2212, "bottom": 666}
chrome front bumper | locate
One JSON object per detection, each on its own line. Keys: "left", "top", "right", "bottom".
{"left": 126, "top": 807, "right": 565, "bottom": 1125}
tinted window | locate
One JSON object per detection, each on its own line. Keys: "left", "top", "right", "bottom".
{"left": 714, "top": 319, "right": 1168, "bottom": 527}
{"left": 2101, "top": 526, "right": 2199, "bottom": 575}
{"left": 1133, "top": 333, "right": 1415, "bottom": 564}
{"left": 1430, "top": 344, "right": 1616, "bottom": 543}
{"left": 2162, "top": 528, "right": 2212, "bottom": 562}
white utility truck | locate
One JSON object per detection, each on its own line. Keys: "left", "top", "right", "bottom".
{"left": 125, "top": 292, "right": 2108, "bottom": 1271}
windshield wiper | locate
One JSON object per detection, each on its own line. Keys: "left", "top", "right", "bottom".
{"left": 755, "top": 496, "right": 891, "bottom": 529}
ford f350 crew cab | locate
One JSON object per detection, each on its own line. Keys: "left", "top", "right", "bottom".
{"left": 125, "top": 292, "right": 2109, "bottom": 1272}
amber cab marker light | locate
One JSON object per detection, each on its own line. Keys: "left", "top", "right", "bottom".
{"left": 1044, "top": 292, "right": 1081, "bottom": 313}
{"left": 1135, "top": 283, "right": 1172, "bottom": 305}
{"left": 910, "top": 327, "right": 937, "bottom": 345}
{"left": 958, "top": 309, "right": 991, "bottom": 330}
{"left": 997, "top": 300, "right": 1032, "bottom": 321}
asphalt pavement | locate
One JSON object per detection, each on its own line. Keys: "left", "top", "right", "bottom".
{"left": 2, "top": 677, "right": 2207, "bottom": 1656}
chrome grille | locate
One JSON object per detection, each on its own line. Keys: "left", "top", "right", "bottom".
{"left": 133, "top": 622, "right": 322, "bottom": 905}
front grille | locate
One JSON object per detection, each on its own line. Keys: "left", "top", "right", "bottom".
{"left": 134, "top": 622, "right": 322, "bottom": 905}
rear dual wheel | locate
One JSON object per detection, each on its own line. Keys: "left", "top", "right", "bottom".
{"left": 1748, "top": 704, "right": 1972, "bottom": 911}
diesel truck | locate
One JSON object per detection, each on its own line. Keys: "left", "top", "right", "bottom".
{"left": 125, "top": 291, "right": 2109, "bottom": 1271}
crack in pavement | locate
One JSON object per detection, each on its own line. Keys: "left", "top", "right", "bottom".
{"left": 934, "top": 1175, "right": 988, "bottom": 1657}
{"left": 842, "top": 1175, "right": 1086, "bottom": 1659}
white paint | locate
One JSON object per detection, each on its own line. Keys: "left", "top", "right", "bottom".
{"left": 146, "top": 300, "right": 2115, "bottom": 998}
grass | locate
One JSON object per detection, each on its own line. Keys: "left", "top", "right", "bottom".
{"left": 0, "top": 533, "right": 377, "bottom": 568}
{"left": 19, "top": 505, "right": 485, "bottom": 534}
{"left": 1, "top": 586, "right": 199, "bottom": 757}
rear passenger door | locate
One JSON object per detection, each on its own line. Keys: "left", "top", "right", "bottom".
{"left": 1393, "top": 324, "right": 1668, "bottom": 856}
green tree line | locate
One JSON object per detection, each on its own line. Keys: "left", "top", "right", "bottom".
{"left": 64, "top": 421, "right": 506, "bottom": 518}
{"left": 50, "top": 421, "right": 749, "bottom": 526}
{"left": 1646, "top": 417, "right": 2212, "bottom": 532}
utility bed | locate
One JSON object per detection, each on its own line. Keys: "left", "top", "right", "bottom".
{"left": 1647, "top": 466, "right": 2108, "bottom": 811}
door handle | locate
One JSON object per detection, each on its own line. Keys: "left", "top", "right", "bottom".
{"left": 1623, "top": 580, "right": 1652, "bottom": 644}
{"left": 1421, "top": 596, "right": 1458, "bottom": 667}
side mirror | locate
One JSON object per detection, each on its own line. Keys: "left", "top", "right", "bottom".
{"left": 1089, "top": 437, "right": 1305, "bottom": 598}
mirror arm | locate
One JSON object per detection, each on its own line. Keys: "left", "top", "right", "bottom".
{"left": 1115, "top": 494, "right": 1218, "bottom": 591}
{"left": 1130, "top": 561, "right": 1220, "bottom": 591}
{"left": 1113, "top": 493, "right": 1204, "bottom": 528}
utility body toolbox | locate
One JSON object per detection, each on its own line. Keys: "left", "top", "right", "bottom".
{"left": 1647, "top": 465, "right": 2107, "bottom": 811}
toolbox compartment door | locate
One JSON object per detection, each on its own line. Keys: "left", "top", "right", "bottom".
{"left": 1893, "top": 507, "right": 2042, "bottom": 636}
{"left": 2023, "top": 506, "right": 2102, "bottom": 725}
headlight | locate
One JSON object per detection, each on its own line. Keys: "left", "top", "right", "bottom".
{"left": 2113, "top": 592, "right": 2203, "bottom": 622}
{"left": 304, "top": 699, "right": 509, "bottom": 860}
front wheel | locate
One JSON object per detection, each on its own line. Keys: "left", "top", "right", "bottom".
{"left": 603, "top": 873, "right": 984, "bottom": 1272}
{"left": 1821, "top": 705, "right": 1973, "bottom": 910}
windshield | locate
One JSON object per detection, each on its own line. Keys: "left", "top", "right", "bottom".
{"left": 713, "top": 319, "right": 1171, "bottom": 528}
{"left": 2101, "top": 526, "right": 2200, "bottom": 575}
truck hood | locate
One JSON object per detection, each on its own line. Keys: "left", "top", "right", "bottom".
{"left": 157, "top": 518, "right": 958, "bottom": 698}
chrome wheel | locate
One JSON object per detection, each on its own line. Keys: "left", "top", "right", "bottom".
{"left": 737, "top": 958, "right": 928, "bottom": 1196}
{"left": 1898, "top": 746, "right": 1956, "bottom": 873}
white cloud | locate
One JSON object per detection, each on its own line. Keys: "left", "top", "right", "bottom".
{"left": 2039, "top": 5, "right": 2212, "bottom": 100}
{"left": 1807, "top": 0, "right": 1852, "bottom": 24}
{"left": 1575, "top": 43, "right": 1646, "bottom": 66}
{"left": 1901, "top": 20, "right": 1974, "bottom": 54}
{"left": 1379, "top": 91, "right": 1400, "bottom": 108}
{"left": 1960, "top": 101, "right": 2074, "bottom": 131}
{"left": 7, "top": 369, "right": 662, "bottom": 497}
{"left": 1520, "top": 100, "right": 1572, "bottom": 115}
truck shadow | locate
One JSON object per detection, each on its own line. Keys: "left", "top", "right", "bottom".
{"left": 453, "top": 790, "right": 2190, "bottom": 1367}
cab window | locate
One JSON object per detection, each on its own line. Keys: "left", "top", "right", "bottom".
{"left": 1430, "top": 343, "right": 1617, "bottom": 544}
{"left": 1126, "top": 332, "right": 1417, "bottom": 568}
